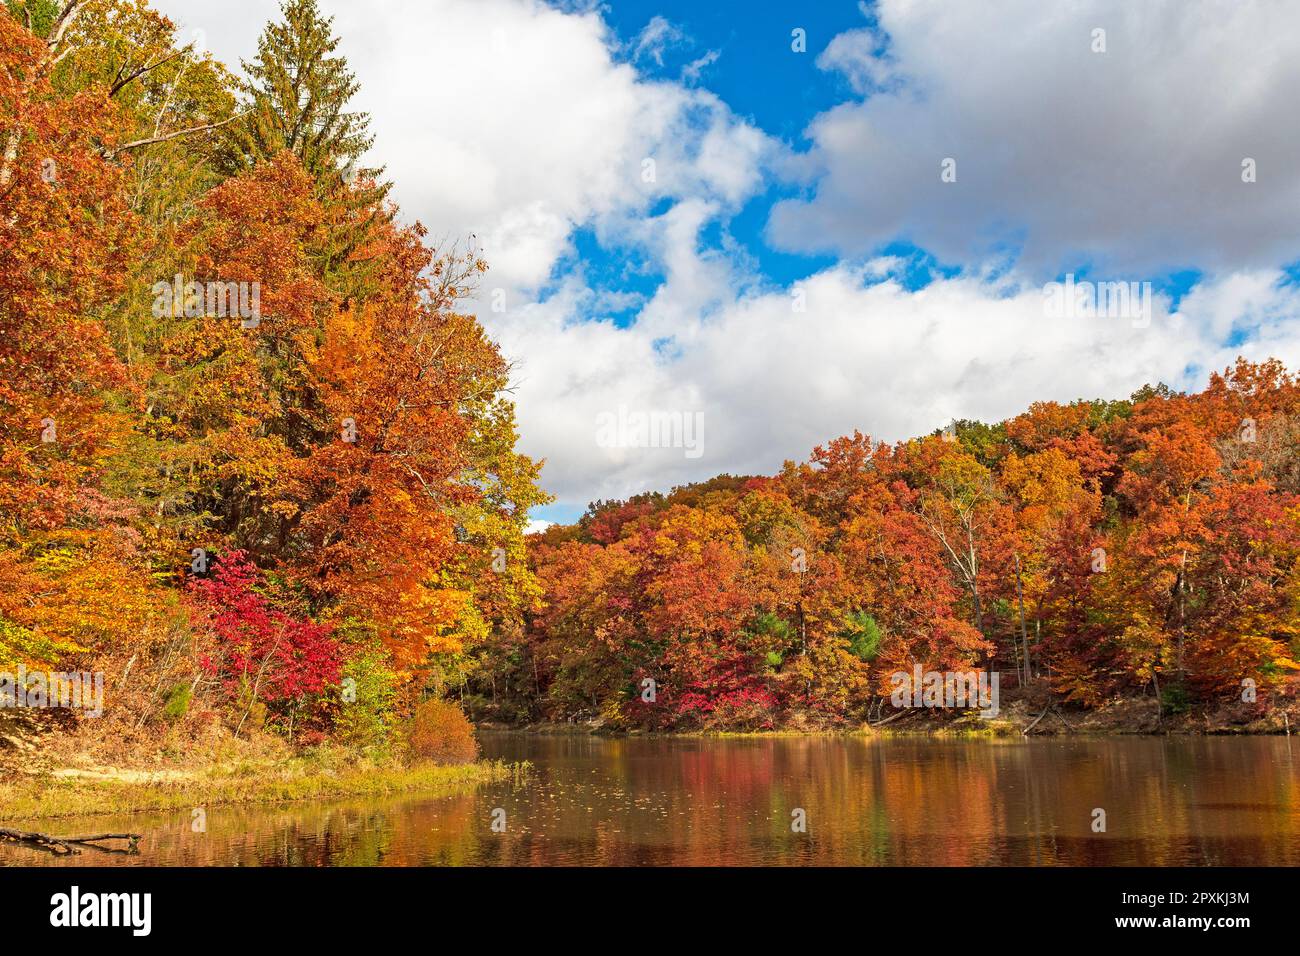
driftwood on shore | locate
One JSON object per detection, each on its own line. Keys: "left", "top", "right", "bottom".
{"left": 0, "top": 827, "right": 141, "bottom": 856}
{"left": 1023, "top": 705, "right": 1075, "bottom": 736}
{"left": 1022, "top": 707, "right": 1051, "bottom": 736}
{"left": 870, "top": 709, "right": 915, "bottom": 728}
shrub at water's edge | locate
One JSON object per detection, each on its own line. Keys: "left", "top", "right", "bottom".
{"left": 403, "top": 699, "right": 479, "bottom": 766}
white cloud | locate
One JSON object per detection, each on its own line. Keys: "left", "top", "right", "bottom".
{"left": 632, "top": 15, "right": 686, "bottom": 67}
{"left": 337, "top": 0, "right": 776, "bottom": 295}
{"left": 681, "top": 49, "right": 721, "bottom": 85}
{"left": 770, "top": 0, "right": 1300, "bottom": 277}
{"left": 156, "top": 0, "right": 778, "bottom": 294}
{"left": 497, "top": 259, "right": 1300, "bottom": 504}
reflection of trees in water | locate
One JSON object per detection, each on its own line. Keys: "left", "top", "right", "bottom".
{"left": 6, "top": 738, "right": 1299, "bottom": 866}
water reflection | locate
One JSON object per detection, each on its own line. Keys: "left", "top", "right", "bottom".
{"left": 5, "top": 735, "right": 1298, "bottom": 866}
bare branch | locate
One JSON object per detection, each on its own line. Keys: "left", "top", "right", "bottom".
{"left": 103, "top": 110, "right": 248, "bottom": 157}
{"left": 109, "top": 48, "right": 188, "bottom": 98}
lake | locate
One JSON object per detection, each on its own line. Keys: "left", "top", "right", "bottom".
{"left": 6, "top": 733, "right": 1300, "bottom": 866}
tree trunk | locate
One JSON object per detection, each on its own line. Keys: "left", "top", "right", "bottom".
{"left": 1013, "top": 553, "right": 1031, "bottom": 684}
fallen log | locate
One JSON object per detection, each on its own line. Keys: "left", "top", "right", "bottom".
{"left": 1022, "top": 707, "right": 1051, "bottom": 736}
{"left": 0, "top": 827, "right": 140, "bottom": 855}
{"left": 1049, "top": 708, "right": 1075, "bottom": 732}
{"left": 870, "top": 709, "right": 915, "bottom": 728}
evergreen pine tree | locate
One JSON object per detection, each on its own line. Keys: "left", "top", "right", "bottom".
{"left": 225, "top": 0, "right": 390, "bottom": 288}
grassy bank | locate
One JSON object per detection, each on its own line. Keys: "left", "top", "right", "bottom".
{"left": 0, "top": 752, "right": 524, "bottom": 822}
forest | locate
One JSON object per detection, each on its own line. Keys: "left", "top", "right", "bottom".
{"left": 488, "top": 363, "right": 1300, "bottom": 731}
{"left": 1, "top": 0, "right": 545, "bottom": 764}
{"left": 3, "top": 0, "right": 1299, "bottom": 775}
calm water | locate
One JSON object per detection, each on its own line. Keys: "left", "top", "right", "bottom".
{"left": 6, "top": 734, "right": 1300, "bottom": 866}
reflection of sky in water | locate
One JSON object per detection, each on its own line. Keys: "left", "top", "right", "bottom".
{"left": 6, "top": 736, "right": 1299, "bottom": 867}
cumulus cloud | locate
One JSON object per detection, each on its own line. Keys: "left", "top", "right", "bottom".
{"left": 158, "top": 0, "right": 779, "bottom": 294}
{"left": 769, "top": 0, "right": 1300, "bottom": 277}
{"left": 340, "top": 1, "right": 776, "bottom": 297}
{"left": 498, "top": 255, "right": 1300, "bottom": 502}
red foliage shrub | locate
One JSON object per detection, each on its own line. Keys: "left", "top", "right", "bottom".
{"left": 188, "top": 551, "right": 343, "bottom": 706}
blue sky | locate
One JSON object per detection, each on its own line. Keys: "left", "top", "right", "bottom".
{"left": 601, "top": 0, "right": 871, "bottom": 142}
{"left": 559, "top": 0, "right": 893, "bottom": 303}
{"left": 158, "top": 0, "right": 1300, "bottom": 529}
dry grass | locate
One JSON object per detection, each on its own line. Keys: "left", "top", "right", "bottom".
{"left": 0, "top": 747, "right": 525, "bottom": 821}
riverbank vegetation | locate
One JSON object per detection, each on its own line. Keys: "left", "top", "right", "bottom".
{"left": 1, "top": 0, "right": 543, "bottom": 781}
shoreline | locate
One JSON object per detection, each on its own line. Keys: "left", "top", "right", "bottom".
{"left": 481, "top": 723, "right": 1295, "bottom": 738}
{"left": 479, "top": 694, "right": 1300, "bottom": 738}
{"left": 6, "top": 691, "right": 1291, "bottom": 824}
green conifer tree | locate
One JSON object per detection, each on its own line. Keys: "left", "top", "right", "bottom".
{"left": 224, "top": 0, "right": 390, "bottom": 288}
